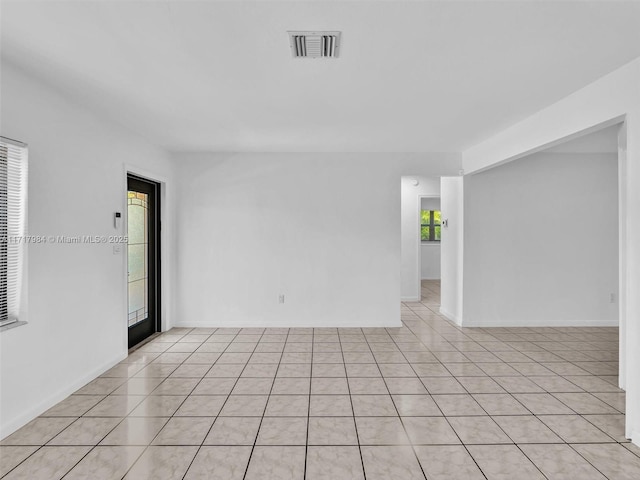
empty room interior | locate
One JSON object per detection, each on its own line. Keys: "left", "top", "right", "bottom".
{"left": 2, "top": 1, "right": 640, "bottom": 479}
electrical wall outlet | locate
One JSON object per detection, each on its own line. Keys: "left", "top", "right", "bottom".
{"left": 279, "top": 294, "right": 285, "bottom": 304}
{"left": 610, "top": 293, "right": 616, "bottom": 303}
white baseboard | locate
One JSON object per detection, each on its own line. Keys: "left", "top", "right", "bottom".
{"left": 401, "top": 296, "right": 421, "bottom": 303}
{"left": 420, "top": 277, "right": 441, "bottom": 280}
{"left": 460, "top": 318, "right": 619, "bottom": 328}
{"left": 439, "top": 307, "right": 462, "bottom": 325}
{"left": 173, "top": 321, "right": 403, "bottom": 329}
{"left": 0, "top": 350, "right": 127, "bottom": 440}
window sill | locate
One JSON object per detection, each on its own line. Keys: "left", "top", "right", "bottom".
{"left": 0, "top": 321, "right": 28, "bottom": 333}
{"left": 421, "top": 242, "right": 441, "bottom": 245}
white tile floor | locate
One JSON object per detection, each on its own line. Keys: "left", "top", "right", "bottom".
{"left": 1, "top": 280, "right": 639, "bottom": 479}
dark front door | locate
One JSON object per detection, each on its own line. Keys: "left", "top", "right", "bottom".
{"left": 127, "top": 175, "right": 160, "bottom": 348}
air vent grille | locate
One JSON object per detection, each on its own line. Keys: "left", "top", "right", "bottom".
{"left": 288, "top": 31, "right": 340, "bottom": 58}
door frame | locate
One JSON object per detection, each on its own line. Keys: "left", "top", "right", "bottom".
{"left": 127, "top": 174, "right": 160, "bottom": 348}
{"left": 123, "top": 165, "right": 169, "bottom": 351}
{"left": 416, "top": 194, "right": 441, "bottom": 298}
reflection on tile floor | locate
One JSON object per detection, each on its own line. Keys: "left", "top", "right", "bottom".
{"left": 2, "top": 280, "right": 640, "bottom": 479}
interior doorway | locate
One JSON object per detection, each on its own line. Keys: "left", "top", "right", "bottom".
{"left": 400, "top": 176, "right": 441, "bottom": 305}
{"left": 418, "top": 195, "right": 441, "bottom": 306}
{"left": 127, "top": 174, "right": 161, "bottom": 348}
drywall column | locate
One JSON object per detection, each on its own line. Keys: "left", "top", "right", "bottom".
{"left": 440, "top": 177, "right": 464, "bottom": 324}
{"left": 618, "top": 124, "right": 627, "bottom": 389}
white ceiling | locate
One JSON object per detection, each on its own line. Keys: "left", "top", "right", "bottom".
{"left": 2, "top": 1, "right": 640, "bottom": 153}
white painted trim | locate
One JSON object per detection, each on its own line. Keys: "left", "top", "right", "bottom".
{"left": 631, "top": 430, "right": 640, "bottom": 447}
{"left": 439, "top": 306, "right": 461, "bottom": 326}
{"left": 173, "top": 321, "right": 404, "bottom": 329}
{"left": 461, "top": 318, "right": 619, "bottom": 328}
{"left": 124, "top": 164, "right": 170, "bottom": 186}
{"left": 123, "top": 164, "right": 171, "bottom": 349}
{"left": 0, "top": 350, "right": 127, "bottom": 439}
{"left": 618, "top": 121, "right": 627, "bottom": 391}
{"left": 465, "top": 115, "right": 626, "bottom": 175}
{"left": 421, "top": 276, "right": 441, "bottom": 280}
{"left": 401, "top": 296, "right": 421, "bottom": 302}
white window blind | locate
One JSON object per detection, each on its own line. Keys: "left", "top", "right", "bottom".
{"left": 0, "top": 137, "right": 28, "bottom": 328}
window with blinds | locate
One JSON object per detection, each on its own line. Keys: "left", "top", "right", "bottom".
{"left": 0, "top": 137, "right": 28, "bottom": 328}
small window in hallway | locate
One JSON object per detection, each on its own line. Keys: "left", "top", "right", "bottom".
{"left": 421, "top": 210, "right": 441, "bottom": 242}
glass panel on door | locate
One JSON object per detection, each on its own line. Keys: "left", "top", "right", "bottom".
{"left": 127, "top": 191, "right": 148, "bottom": 327}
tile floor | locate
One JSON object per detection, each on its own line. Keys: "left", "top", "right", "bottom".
{"left": 2, "top": 280, "right": 640, "bottom": 479}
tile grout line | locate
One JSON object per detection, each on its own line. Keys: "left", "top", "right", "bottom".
{"left": 178, "top": 327, "right": 249, "bottom": 480}
{"left": 58, "top": 327, "right": 218, "bottom": 479}
{"left": 61, "top": 327, "right": 202, "bottom": 479}
{"left": 361, "top": 326, "right": 428, "bottom": 480}
{"left": 406, "top": 295, "right": 623, "bottom": 479}
{"left": 241, "top": 327, "right": 287, "bottom": 480}
{"left": 52, "top": 326, "right": 198, "bottom": 478}
{"left": 385, "top": 318, "right": 489, "bottom": 480}
{"left": 406, "top": 308, "right": 575, "bottom": 479}
{"left": 337, "top": 327, "right": 367, "bottom": 480}
{"left": 113, "top": 327, "right": 218, "bottom": 479}
{"left": 405, "top": 298, "right": 569, "bottom": 478}
{"left": 303, "top": 328, "right": 314, "bottom": 480}
{"left": 3, "top": 288, "right": 634, "bottom": 480}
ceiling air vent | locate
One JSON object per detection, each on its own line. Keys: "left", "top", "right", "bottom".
{"left": 288, "top": 31, "right": 341, "bottom": 58}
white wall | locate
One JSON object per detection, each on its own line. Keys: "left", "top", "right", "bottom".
{"left": 420, "top": 197, "right": 441, "bottom": 280}
{"left": 463, "top": 152, "right": 618, "bottom": 326}
{"left": 0, "top": 62, "right": 176, "bottom": 438}
{"left": 462, "top": 56, "right": 640, "bottom": 444}
{"left": 400, "top": 177, "right": 441, "bottom": 300}
{"left": 175, "top": 156, "right": 458, "bottom": 327}
{"left": 421, "top": 197, "right": 441, "bottom": 212}
{"left": 440, "top": 177, "right": 464, "bottom": 324}
{"left": 421, "top": 245, "right": 441, "bottom": 280}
